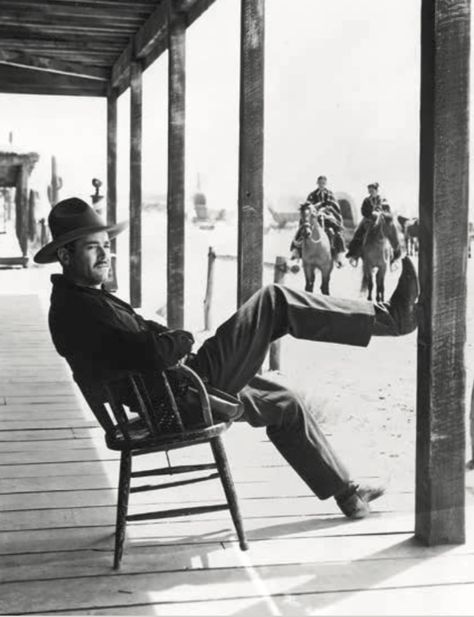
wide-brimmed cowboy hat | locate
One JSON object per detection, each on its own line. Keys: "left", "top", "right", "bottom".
{"left": 34, "top": 197, "right": 128, "bottom": 264}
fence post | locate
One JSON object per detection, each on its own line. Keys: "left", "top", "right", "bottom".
{"left": 269, "top": 256, "right": 287, "bottom": 371}
{"left": 204, "top": 246, "right": 216, "bottom": 331}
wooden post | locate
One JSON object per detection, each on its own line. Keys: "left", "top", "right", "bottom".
{"left": 237, "top": 0, "right": 265, "bottom": 306}
{"left": 269, "top": 256, "right": 287, "bottom": 371}
{"left": 106, "top": 90, "right": 118, "bottom": 293}
{"left": 47, "top": 155, "right": 62, "bottom": 207}
{"left": 167, "top": 5, "right": 186, "bottom": 328}
{"left": 129, "top": 61, "right": 143, "bottom": 308}
{"left": 15, "top": 164, "right": 28, "bottom": 261}
{"left": 415, "top": 0, "right": 470, "bottom": 545}
{"left": 203, "top": 246, "right": 216, "bottom": 331}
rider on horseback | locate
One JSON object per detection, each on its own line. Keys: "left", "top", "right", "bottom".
{"left": 346, "top": 182, "right": 402, "bottom": 266}
{"left": 290, "top": 176, "right": 346, "bottom": 267}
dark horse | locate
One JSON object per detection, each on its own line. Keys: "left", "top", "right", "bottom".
{"left": 298, "top": 203, "right": 334, "bottom": 295}
{"left": 397, "top": 215, "right": 419, "bottom": 256}
{"left": 361, "top": 212, "right": 394, "bottom": 302}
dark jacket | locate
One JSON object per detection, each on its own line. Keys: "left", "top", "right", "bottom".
{"left": 307, "top": 187, "right": 337, "bottom": 207}
{"left": 361, "top": 196, "right": 391, "bottom": 218}
{"left": 48, "top": 274, "right": 194, "bottom": 383}
{"left": 307, "top": 188, "right": 343, "bottom": 228}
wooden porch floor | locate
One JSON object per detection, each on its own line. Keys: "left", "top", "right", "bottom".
{"left": 1, "top": 293, "right": 474, "bottom": 616}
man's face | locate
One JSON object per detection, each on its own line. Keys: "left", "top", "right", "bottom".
{"left": 59, "top": 231, "right": 111, "bottom": 288}
{"left": 317, "top": 177, "right": 327, "bottom": 190}
{"left": 368, "top": 186, "right": 378, "bottom": 197}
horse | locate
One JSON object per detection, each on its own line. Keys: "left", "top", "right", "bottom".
{"left": 397, "top": 215, "right": 419, "bottom": 256}
{"left": 298, "top": 203, "right": 334, "bottom": 295}
{"left": 361, "top": 212, "right": 393, "bottom": 302}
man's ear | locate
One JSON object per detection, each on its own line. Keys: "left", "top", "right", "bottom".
{"left": 57, "top": 247, "right": 70, "bottom": 267}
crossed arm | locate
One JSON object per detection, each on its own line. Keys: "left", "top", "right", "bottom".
{"left": 49, "top": 294, "right": 195, "bottom": 375}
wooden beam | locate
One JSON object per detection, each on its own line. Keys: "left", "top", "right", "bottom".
{"left": 110, "top": 44, "right": 132, "bottom": 96}
{"left": 237, "top": 0, "right": 265, "bottom": 306}
{"left": 129, "top": 62, "right": 143, "bottom": 308}
{"left": 415, "top": 0, "right": 470, "bottom": 545}
{"left": 111, "top": 0, "right": 217, "bottom": 96}
{"left": 0, "top": 37, "right": 125, "bottom": 52}
{"left": 106, "top": 90, "right": 118, "bottom": 293}
{"left": 167, "top": 5, "right": 186, "bottom": 329}
{"left": 0, "top": 1, "right": 157, "bottom": 9}
{"left": 0, "top": 83, "right": 106, "bottom": 97}
{"left": 0, "top": 14, "right": 144, "bottom": 31}
{"left": 0, "top": 64, "right": 107, "bottom": 96}
{"left": 107, "top": 91, "right": 118, "bottom": 229}
{"left": 14, "top": 165, "right": 29, "bottom": 259}
{"left": 134, "top": 0, "right": 168, "bottom": 59}
{"left": 0, "top": 50, "right": 108, "bottom": 81}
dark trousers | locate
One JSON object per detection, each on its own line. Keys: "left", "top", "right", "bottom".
{"left": 189, "top": 284, "right": 375, "bottom": 500}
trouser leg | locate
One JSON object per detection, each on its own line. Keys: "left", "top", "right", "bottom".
{"left": 290, "top": 227, "right": 303, "bottom": 258}
{"left": 334, "top": 230, "right": 346, "bottom": 253}
{"left": 190, "top": 284, "right": 374, "bottom": 395}
{"left": 187, "top": 285, "right": 374, "bottom": 501}
{"left": 239, "top": 375, "right": 351, "bottom": 499}
{"left": 346, "top": 220, "right": 368, "bottom": 258}
{"left": 384, "top": 215, "right": 402, "bottom": 259}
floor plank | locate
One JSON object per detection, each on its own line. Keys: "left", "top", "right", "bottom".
{"left": 3, "top": 554, "right": 474, "bottom": 615}
{"left": 0, "top": 292, "right": 472, "bottom": 616}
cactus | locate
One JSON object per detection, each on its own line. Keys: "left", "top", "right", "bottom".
{"left": 47, "top": 155, "right": 63, "bottom": 207}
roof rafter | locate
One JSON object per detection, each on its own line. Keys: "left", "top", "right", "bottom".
{"left": 0, "top": 50, "right": 109, "bottom": 81}
{"left": 111, "top": 0, "right": 217, "bottom": 96}
{"left": 0, "top": 63, "right": 107, "bottom": 96}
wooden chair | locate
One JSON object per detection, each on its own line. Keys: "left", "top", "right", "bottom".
{"left": 77, "top": 364, "right": 248, "bottom": 569}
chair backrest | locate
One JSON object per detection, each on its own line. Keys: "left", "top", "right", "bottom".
{"left": 76, "top": 365, "right": 213, "bottom": 444}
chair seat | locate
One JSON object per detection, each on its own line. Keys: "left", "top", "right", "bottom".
{"left": 106, "top": 416, "right": 231, "bottom": 451}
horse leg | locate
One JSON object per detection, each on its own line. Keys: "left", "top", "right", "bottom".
{"left": 320, "top": 264, "right": 332, "bottom": 296}
{"left": 367, "top": 272, "right": 374, "bottom": 301}
{"left": 320, "top": 273, "right": 329, "bottom": 295}
{"left": 376, "top": 266, "right": 386, "bottom": 303}
{"left": 362, "top": 262, "right": 373, "bottom": 301}
{"left": 303, "top": 264, "right": 315, "bottom": 293}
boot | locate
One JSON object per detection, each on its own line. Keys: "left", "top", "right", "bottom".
{"left": 373, "top": 256, "right": 419, "bottom": 336}
{"left": 335, "top": 482, "right": 385, "bottom": 519}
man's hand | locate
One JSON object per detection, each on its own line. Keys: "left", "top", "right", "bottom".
{"left": 173, "top": 329, "right": 195, "bottom": 354}
{"left": 152, "top": 328, "right": 195, "bottom": 369}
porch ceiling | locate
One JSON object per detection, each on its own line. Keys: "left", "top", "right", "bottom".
{"left": 0, "top": 0, "right": 215, "bottom": 97}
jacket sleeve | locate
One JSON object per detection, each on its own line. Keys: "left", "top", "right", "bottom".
{"left": 51, "top": 296, "right": 194, "bottom": 373}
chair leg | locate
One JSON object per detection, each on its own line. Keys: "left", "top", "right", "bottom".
{"left": 114, "top": 450, "right": 132, "bottom": 569}
{"left": 210, "top": 436, "right": 249, "bottom": 551}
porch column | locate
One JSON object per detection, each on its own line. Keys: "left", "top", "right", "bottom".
{"left": 415, "top": 0, "right": 470, "bottom": 544}
{"left": 129, "top": 61, "right": 143, "bottom": 308}
{"left": 167, "top": 5, "right": 186, "bottom": 328}
{"left": 15, "top": 164, "right": 28, "bottom": 260}
{"left": 106, "top": 88, "right": 118, "bottom": 292}
{"left": 237, "top": 0, "right": 265, "bottom": 305}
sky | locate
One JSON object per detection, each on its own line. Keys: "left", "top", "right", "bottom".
{"left": 0, "top": 0, "right": 462, "bottom": 220}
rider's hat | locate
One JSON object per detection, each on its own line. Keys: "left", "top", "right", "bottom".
{"left": 367, "top": 182, "right": 379, "bottom": 190}
{"left": 33, "top": 197, "right": 128, "bottom": 264}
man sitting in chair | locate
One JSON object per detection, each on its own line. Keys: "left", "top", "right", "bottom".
{"left": 35, "top": 198, "right": 419, "bottom": 520}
